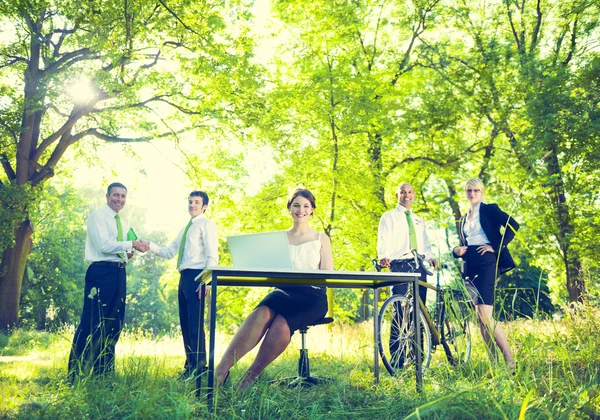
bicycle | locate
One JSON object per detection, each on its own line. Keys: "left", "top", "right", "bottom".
{"left": 373, "top": 251, "right": 473, "bottom": 376}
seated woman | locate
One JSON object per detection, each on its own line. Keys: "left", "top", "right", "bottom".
{"left": 215, "top": 188, "right": 334, "bottom": 390}
{"left": 452, "top": 178, "right": 520, "bottom": 370}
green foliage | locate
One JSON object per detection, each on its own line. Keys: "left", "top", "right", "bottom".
{"left": 125, "top": 231, "right": 179, "bottom": 333}
{"left": 0, "top": 328, "right": 60, "bottom": 356}
{"left": 2, "top": 0, "right": 599, "bottom": 327}
{"left": 19, "top": 183, "right": 89, "bottom": 330}
{"left": 496, "top": 262, "right": 555, "bottom": 321}
{"left": 238, "top": 0, "right": 600, "bottom": 307}
{"left": 0, "top": 183, "right": 34, "bottom": 252}
{"left": 0, "top": 0, "right": 262, "bottom": 327}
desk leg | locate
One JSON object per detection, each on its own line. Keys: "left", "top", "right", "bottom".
{"left": 414, "top": 277, "right": 422, "bottom": 392}
{"left": 373, "top": 287, "right": 379, "bottom": 382}
{"left": 196, "top": 283, "right": 206, "bottom": 398}
{"left": 207, "top": 273, "right": 218, "bottom": 411}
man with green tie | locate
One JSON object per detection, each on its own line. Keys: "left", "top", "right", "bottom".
{"left": 149, "top": 190, "right": 218, "bottom": 379}
{"left": 68, "top": 182, "right": 148, "bottom": 381}
{"left": 377, "top": 182, "right": 438, "bottom": 367}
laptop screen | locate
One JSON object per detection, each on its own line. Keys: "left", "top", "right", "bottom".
{"left": 227, "top": 231, "right": 294, "bottom": 269}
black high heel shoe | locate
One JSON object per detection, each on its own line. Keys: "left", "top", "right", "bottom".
{"left": 220, "top": 370, "right": 230, "bottom": 387}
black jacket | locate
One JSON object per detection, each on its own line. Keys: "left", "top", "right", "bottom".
{"left": 453, "top": 203, "right": 520, "bottom": 275}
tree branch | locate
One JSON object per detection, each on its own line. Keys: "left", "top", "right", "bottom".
{"left": 390, "top": 1, "right": 439, "bottom": 86}
{"left": 562, "top": 17, "right": 578, "bottom": 66}
{"left": 384, "top": 141, "right": 487, "bottom": 178}
{"left": 68, "top": 127, "right": 190, "bottom": 144}
{"left": 0, "top": 55, "right": 29, "bottom": 69}
{"left": 1, "top": 153, "right": 16, "bottom": 181}
{"left": 140, "top": 50, "right": 161, "bottom": 68}
{"left": 43, "top": 48, "right": 95, "bottom": 75}
{"left": 505, "top": 1, "right": 524, "bottom": 54}
{"left": 529, "top": 0, "right": 543, "bottom": 54}
{"left": 0, "top": 118, "right": 19, "bottom": 143}
{"left": 162, "top": 40, "right": 193, "bottom": 51}
{"left": 52, "top": 26, "right": 78, "bottom": 58}
{"left": 33, "top": 93, "right": 107, "bottom": 162}
{"left": 156, "top": 0, "right": 200, "bottom": 36}
{"left": 46, "top": 103, "right": 70, "bottom": 118}
{"left": 92, "top": 94, "right": 205, "bottom": 115}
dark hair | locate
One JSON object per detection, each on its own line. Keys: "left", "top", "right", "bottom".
{"left": 107, "top": 182, "right": 127, "bottom": 195}
{"left": 189, "top": 190, "right": 209, "bottom": 206}
{"left": 286, "top": 188, "right": 316, "bottom": 210}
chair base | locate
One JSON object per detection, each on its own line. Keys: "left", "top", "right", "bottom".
{"left": 271, "top": 375, "right": 334, "bottom": 388}
{"left": 271, "top": 317, "right": 334, "bottom": 388}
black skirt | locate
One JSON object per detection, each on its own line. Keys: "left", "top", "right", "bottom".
{"left": 257, "top": 287, "right": 328, "bottom": 336}
{"left": 465, "top": 246, "right": 498, "bottom": 305}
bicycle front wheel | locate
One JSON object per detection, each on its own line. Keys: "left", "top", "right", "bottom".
{"left": 442, "top": 290, "right": 472, "bottom": 366}
{"left": 378, "top": 295, "right": 432, "bottom": 376}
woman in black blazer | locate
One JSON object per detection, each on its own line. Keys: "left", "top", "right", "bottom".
{"left": 452, "top": 178, "right": 519, "bottom": 371}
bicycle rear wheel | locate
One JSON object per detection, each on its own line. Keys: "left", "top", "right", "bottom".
{"left": 378, "top": 295, "right": 432, "bottom": 376}
{"left": 442, "top": 290, "right": 472, "bottom": 366}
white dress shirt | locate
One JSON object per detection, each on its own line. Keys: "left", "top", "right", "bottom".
{"left": 149, "top": 214, "right": 218, "bottom": 271}
{"left": 463, "top": 203, "right": 491, "bottom": 246}
{"left": 377, "top": 204, "right": 434, "bottom": 260}
{"left": 85, "top": 205, "right": 133, "bottom": 263}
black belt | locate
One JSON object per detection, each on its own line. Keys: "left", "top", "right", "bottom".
{"left": 391, "top": 258, "right": 415, "bottom": 264}
{"left": 92, "top": 261, "right": 127, "bottom": 269}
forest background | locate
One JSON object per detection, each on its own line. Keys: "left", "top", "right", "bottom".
{"left": 1, "top": 0, "right": 599, "bottom": 334}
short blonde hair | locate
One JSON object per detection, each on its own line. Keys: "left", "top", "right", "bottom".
{"left": 464, "top": 178, "right": 485, "bottom": 199}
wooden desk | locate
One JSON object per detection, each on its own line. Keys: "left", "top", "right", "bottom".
{"left": 195, "top": 267, "right": 422, "bottom": 410}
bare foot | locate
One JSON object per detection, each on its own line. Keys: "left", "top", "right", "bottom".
{"left": 237, "top": 370, "right": 260, "bottom": 391}
{"left": 214, "top": 369, "right": 230, "bottom": 387}
{"left": 506, "top": 359, "right": 516, "bottom": 374}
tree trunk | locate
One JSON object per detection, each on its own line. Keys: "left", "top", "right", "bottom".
{"left": 368, "top": 132, "right": 386, "bottom": 207}
{"left": 565, "top": 256, "right": 584, "bottom": 302}
{"left": 36, "top": 306, "right": 47, "bottom": 331}
{"left": 443, "top": 178, "right": 462, "bottom": 234}
{"left": 359, "top": 289, "right": 371, "bottom": 321}
{"left": 0, "top": 220, "right": 33, "bottom": 330}
{"left": 544, "top": 146, "right": 584, "bottom": 302}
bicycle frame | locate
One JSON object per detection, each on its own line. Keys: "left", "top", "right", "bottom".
{"left": 374, "top": 254, "right": 471, "bottom": 371}
{"left": 413, "top": 280, "right": 445, "bottom": 348}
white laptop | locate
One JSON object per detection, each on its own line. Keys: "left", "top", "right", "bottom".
{"left": 227, "top": 231, "right": 294, "bottom": 269}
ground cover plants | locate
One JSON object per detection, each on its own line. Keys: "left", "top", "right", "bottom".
{"left": 1, "top": 304, "right": 599, "bottom": 419}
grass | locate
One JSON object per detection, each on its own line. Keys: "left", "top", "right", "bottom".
{"left": 1, "top": 304, "right": 599, "bottom": 419}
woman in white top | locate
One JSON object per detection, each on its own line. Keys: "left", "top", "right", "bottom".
{"left": 452, "top": 178, "right": 519, "bottom": 371}
{"left": 215, "top": 188, "right": 334, "bottom": 389}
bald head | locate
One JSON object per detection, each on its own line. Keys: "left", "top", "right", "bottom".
{"left": 395, "top": 183, "right": 415, "bottom": 209}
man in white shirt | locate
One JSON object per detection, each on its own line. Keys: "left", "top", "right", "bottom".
{"left": 377, "top": 182, "right": 438, "bottom": 367}
{"left": 149, "top": 190, "right": 218, "bottom": 379}
{"left": 68, "top": 182, "right": 148, "bottom": 381}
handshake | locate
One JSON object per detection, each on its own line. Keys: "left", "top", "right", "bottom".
{"left": 132, "top": 239, "right": 150, "bottom": 253}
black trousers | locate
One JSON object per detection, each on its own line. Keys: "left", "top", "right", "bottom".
{"left": 178, "top": 269, "right": 206, "bottom": 375}
{"left": 390, "top": 259, "right": 428, "bottom": 303}
{"left": 68, "top": 262, "right": 126, "bottom": 378}
{"left": 389, "top": 259, "right": 429, "bottom": 367}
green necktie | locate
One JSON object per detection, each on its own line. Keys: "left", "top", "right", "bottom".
{"left": 405, "top": 210, "right": 418, "bottom": 250}
{"left": 177, "top": 220, "right": 193, "bottom": 270}
{"left": 115, "top": 214, "right": 125, "bottom": 259}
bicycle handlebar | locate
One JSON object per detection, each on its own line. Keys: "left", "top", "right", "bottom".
{"left": 410, "top": 250, "right": 434, "bottom": 276}
{"left": 372, "top": 250, "right": 434, "bottom": 276}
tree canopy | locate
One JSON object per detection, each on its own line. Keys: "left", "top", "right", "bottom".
{"left": 1, "top": 0, "right": 599, "bottom": 329}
